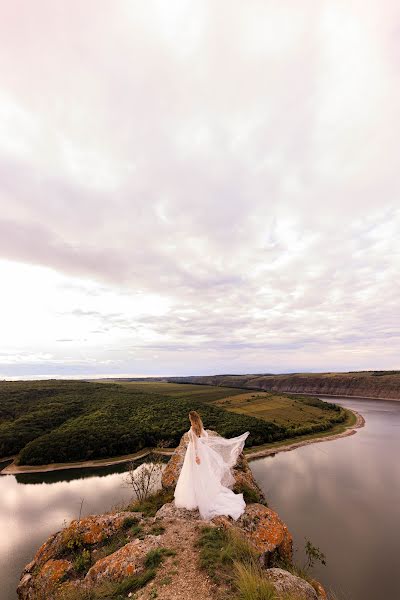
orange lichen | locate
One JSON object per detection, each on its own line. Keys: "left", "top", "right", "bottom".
{"left": 39, "top": 559, "right": 72, "bottom": 584}
{"left": 213, "top": 504, "right": 293, "bottom": 564}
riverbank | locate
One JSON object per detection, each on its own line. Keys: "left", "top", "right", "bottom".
{"left": 245, "top": 407, "right": 365, "bottom": 460}
{"left": 1, "top": 406, "right": 363, "bottom": 475}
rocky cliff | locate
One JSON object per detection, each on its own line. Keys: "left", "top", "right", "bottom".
{"left": 18, "top": 430, "right": 328, "bottom": 600}
{"left": 167, "top": 371, "right": 400, "bottom": 400}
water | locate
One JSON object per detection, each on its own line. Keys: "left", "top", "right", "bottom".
{"left": 1, "top": 397, "right": 399, "bottom": 600}
{"left": 0, "top": 463, "right": 136, "bottom": 600}
{"left": 250, "top": 397, "right": 400, "bottom": 600}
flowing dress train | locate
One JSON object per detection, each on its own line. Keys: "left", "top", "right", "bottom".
{"left": 174, "top": 426, "right": 250, "bottom": 520}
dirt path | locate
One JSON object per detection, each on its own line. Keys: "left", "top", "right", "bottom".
{"left": 136, "top": 517, "right": 220, "bottom": 600}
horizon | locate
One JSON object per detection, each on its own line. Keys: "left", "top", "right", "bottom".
{"left": 1, "top": 1, "right": 399, "bottom": 378}
{"left": 2, "top": 368, "right": 398, "bottom": 382}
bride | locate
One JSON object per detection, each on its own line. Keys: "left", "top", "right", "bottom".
{"left": 174, "top": 410, "right": 250, "bottom": 520}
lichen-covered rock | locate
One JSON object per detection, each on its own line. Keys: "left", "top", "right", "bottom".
{"left": 212, "top": 503, "right": 293, "bottom": 566}
{"left": 62, "top": 511, "right": 141, "bottom": 545}
{"left": 84, "top": 537, "right": 159, "bottom": 585}
{"left": 17, "top": 559, "right": 72, "bottom": 600}
{"left": 17, "top": 512, "right": 141, "bottom": 599}
{"left": 265, "top": 567, "right": 323, "bottom": 600}
{"left": 161, "top": 429, "right": 265, "bottom": 503}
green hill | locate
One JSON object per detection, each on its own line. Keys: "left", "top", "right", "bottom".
{"left": 0, "top": 379, "right": 345, "bottom": 466}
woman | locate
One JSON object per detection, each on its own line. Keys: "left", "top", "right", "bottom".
{"left": 174, "top": 410, "right": 250, "bottom": 520}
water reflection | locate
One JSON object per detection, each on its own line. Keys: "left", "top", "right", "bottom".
{"left": 0, "top": 463, "right": 141, "bottom": 600}
{"left": 250, "top": 398, "right": 400, "bottom": 600}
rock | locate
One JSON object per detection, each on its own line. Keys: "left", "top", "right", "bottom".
{"left": 17, "top": 437, "right": 329, "bottom": 600}
{"left": 212, "top": 503, "right": 293, "bottom": 566}
{"left": 84, "top": 537, "right": 159, "bottom": 585}
{"left": 161, "top": 429, "right": 266, "bottom": 503}
{"left": 62, "top": 511, "right": 141, "bottom": 545}
{"left": 309, "top": 577, "right": 328, "bottom": 599}
{"left": 154, "top": 501, "right": 203, "bottom": 522}
{"left": 17, "top": 511, "right": 141, "bottom": 599}
{"left": 264, "top": 567, "right": 321, "bottom": 600}
{"left": 17, "top": 559, "right": 73, "bottom": 600}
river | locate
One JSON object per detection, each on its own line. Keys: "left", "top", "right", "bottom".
{"left": 1, "top": 396, "right": 399, "bottom": 600}
{"left": 250, "top": 396, "right": 400, "bottom": 599}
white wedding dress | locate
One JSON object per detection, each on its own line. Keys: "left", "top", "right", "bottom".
{"left": 174, "top": 426, "right": 250, "bottom": 520}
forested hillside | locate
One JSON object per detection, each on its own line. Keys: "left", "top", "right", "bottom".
{"left": 0, "top": 380, "right": 346, "bottom": 466}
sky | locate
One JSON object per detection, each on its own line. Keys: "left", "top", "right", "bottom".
{"left": 0, "top": 0, "right": 399, "bottom": 379}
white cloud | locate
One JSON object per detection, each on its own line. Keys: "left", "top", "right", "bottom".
{"left": 0, "top": 1, "right": 399, "bottom": 377}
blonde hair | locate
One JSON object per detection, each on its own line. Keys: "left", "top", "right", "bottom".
{"left": 189, "top": 410, "right": 203, "bottom": 437}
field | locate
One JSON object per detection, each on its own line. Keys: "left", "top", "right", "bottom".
{"left": 0, "top": 380, "right": 346, "bottom": 466}
{"left": 92, "top": 380, "right": 246, "bottom": 402}
{"left": 212, "top": 391, "right": 338, "bottom": 427}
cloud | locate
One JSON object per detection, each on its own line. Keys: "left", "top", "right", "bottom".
{"left": 0, "top": 1, "right": 399, "bottom": 376}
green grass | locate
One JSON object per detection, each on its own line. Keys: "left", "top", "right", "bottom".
{"left": 196, "top": 526, "right": 280, "bottom": 599}
{"left": 144, "top": 547, "right": 176, "bottom": 569}
{"left": 195, "top": 526, "right": 258, "bottom": 585}
{"left": 233, "top": 560, "right": 276, "bottom": 600}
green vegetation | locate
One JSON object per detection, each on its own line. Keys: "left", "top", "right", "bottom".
{"left": 213, "top": 391, "right": 346, "bottom": 437}
{"left": 126, "top": 488, "right": 175, "bottom": 517}
{"left": 0, "top": 379, "right": 346, "bottom": 466}
{"left": 196, "top": 525, "right": 328, "bottom": 600}
{"left": 144, "top": 547, "right": 176, "bottom": 569}
{"left": 196, "top": 525, "right": 278, "bottom": 598}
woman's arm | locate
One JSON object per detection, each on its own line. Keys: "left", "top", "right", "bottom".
{"left": 190, "top": 430, "right": 201, "bottom": 464}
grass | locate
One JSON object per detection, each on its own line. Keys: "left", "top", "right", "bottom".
{"left": 233, "top": 560, "right": 276, "bottom": 600}
{"left": 195, "top": 526, "right": 330, "bottom": 600}
{"left": 195, "top": 526, "right": 258, "bottom": 585}
{"left": 144, "top": 547, "right": 177, "bottom": 569}
{"left": 126, "top": 488, "right": 174, "bottom": 517}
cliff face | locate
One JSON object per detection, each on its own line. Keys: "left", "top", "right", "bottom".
{"left": 18, "top": 430, "right": 328, "bottom": 600}
{"left": 167, "top": 372, "right": 400, "bottom": 400}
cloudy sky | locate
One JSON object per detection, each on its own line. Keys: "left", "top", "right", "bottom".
{"left": 1, "top": 1, "right": 399, "bottom": 379}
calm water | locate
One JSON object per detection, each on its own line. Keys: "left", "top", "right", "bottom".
{"left": 1, "top": 397, "right": 399, "bottom": 600}
{"left": 0, "top": 462, "right": 136, "bottom": 600}
{"left": 251, "top": 397, "right": 400, "bottom": 600}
